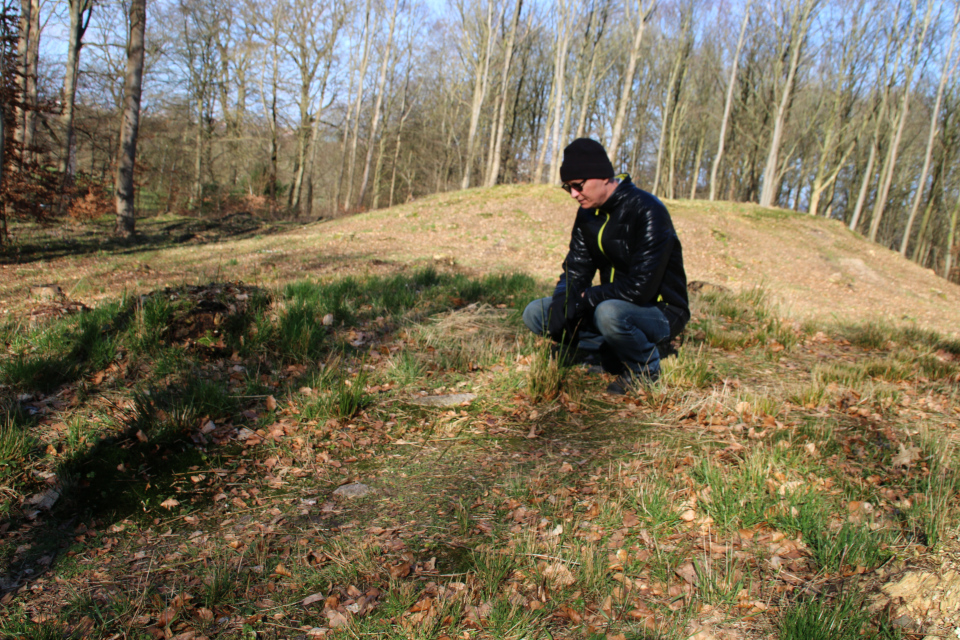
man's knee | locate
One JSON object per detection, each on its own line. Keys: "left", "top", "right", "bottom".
{"left": 593, "top": 300, "right": 629, "bottom": 335}
{"left": 523, "top": 297, "right": 552, "bottom": 335}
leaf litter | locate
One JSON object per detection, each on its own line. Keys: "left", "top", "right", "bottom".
{"left": 0, "top": 280, "right": 959, "bottom": 638}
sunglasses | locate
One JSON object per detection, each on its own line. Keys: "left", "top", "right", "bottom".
{"left": 561, "top": 179, "right": 589, "bottom": 194}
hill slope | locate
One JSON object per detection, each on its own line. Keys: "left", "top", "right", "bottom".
{"left": 3, "top": 184, "right": 959, "bottom": 336}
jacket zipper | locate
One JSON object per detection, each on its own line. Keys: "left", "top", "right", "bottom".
{"left": 595, "top": 209, "right": 614, "bottom": 283}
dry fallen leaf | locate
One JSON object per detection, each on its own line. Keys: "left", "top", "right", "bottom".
{"left": 325, "top": 609, "right": 350, "bottom": 628}
{"left": 388, "top": 562, "right": 412, "bottom": 579}
{"left": 273, "top": 563, "right": 293, "bottom": 577}
{"left": 892, "top": 443, "right": 922, "bottom": 468}
{"left": 543, "top": 562, "right": 576, "bottom": 589}
{"left": 266, "top": 395, "right": 278, "bottom": 411}
{"left": 675, "top": 561, "right": 698, "bottom": 585}
{"left": 303, "top": 593, "right": 325, "bottom": 607}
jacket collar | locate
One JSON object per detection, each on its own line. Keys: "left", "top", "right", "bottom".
{"left": 598, "top": 174, "right": 633, "bottom": 213}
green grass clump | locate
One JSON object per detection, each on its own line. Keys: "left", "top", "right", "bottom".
{"left": 688, "top": 286, "right": 797, "bottom": 355}
{"left": 774, "top": 496, "right": 894, "bottom": 572}
{"left": 779, "top": 593, "right": 902, "bottom": 640}
{"left": 0, "top": 408, "right": 36, "bottom": 483}
{"left": 527, "top": 342, "right": 566, "bottom": 402}
{"left": 1, "top": 304, "right": 120, "bottom": 392}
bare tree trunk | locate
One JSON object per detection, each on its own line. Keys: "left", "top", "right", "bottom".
{"left": 709, "top": 1, "right": 750, "bottom": 201}
{"left": 461, "top": 0, "right": 498, "bottom": 189}
{"left": 359, "top": 0, "right": 399, "bottom": 205}
{"left": 344, "top": 0, "right": 373, "bottom": 210}
{"left": 901, "top": 1, "right": 959, "bottom": 255}
{"left": 759, "top": 0, "right": 820, "bottom": 208}
{"left": 546, "top": 0, "right": 572, "bottom": 184}
{"left": 689, "top": 127, "right": 704, "bottom": 199}
{"left": 945, "top": 189, "right": 960, "bottom": 281}
{"left": 191, "top": 109, "right": 203, "bottom": 210}
{"left": 868, "top": 0, "right": 933, "bottom": 243}
{"left": 15, "top": 0, "right": 39, "bottom": 166}
{"left": 115, "top": 0, "right": 146, "bottom": 239}
{"left": 388, "top": 72, "right": 412, "bottom": 208}
{"left": 485, "top": 0, "right": 523, "bottom": 187}
{"left": 608, "top": 0, "right": 653, "bottom": 162}
{"left": 576, "top": 3, "right": 606, "bottom": 139}
{"left": 849, "top": 135, "right": 878, "bottom": 231}
{"left": 655, "top": 6, "right": 695, "bottom": 198}
{"left": 59, "top": 0, "right": 93, "bottom": 184}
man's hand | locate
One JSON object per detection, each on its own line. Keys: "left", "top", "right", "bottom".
{"left": 549, "top": 288, "right": 588, "bottom": 343}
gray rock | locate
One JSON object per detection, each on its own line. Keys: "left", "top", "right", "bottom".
{"left": 30, "top": 285, "right": 63, "bottom": 301}
{"left": 333, "top": 483, "right": 373, "bottom": 498}
{"left": 407, "top": 393, "right": 477, "bottom": 407}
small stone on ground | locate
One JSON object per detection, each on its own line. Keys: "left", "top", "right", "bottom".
{"left": 333, "top": 483, "right": 373, "bottom": 498}
{"left": 407, "top": 393, "right": 477, "bottom": 407}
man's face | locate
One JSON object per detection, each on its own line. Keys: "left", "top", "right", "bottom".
{"left": 563, "top": 178, "right": 612, "bottom": 209}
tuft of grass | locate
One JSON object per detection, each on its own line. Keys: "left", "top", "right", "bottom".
{"left": 907, "top": 438, "right": 960, "bottom": 549}
{"left": 527, "top": 341, "right": 565, "bottom": 402}
{"left": 695, "top": 550, "right": 749, "bottom": 606}
{"left": 633, "top": 480, "right": 682, "bottom": 533}
{"left": 0, "top": 408, "right": 36, "bottom": 483}
{"left": 203, "top": 559, "right": 238, "bottom": 608}
{"left": 299, "top": 363, "right": 369, "bottom": 420}
{"left": 775, "top": 496, "right": 894, "bottom": 572}
{"left": 844, "top": 321, "right": 897, "bottom": 350}
{"left": 779, "top": 592, "right": 902, "bottom": 640}
{"left": 662, "top": 344, "right": 716, "bottom": 387}
{"left": 692, "top": 455, "right": 773, "bottom": 533}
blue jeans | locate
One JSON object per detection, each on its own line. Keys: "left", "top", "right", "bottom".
{"left": 522, "top": 297, "right": 671, "bottom": 375}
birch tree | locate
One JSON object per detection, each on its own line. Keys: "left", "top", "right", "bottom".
{"left": 758, "top": 0, "right": 820, "bottom": 208}
{"left": 900, "top": 0, "right": 959, "bottom": 255}
{"left": 867, "top": 0, "right": 933, "bottom": 243}
{"left": 607, "top": 0, "right": 654, "bottom": 163}
{"left": 460, "top": 0, "right": 498, "bottom": 189}
{"left": 709, "top": 0, "right": 750, "bottom": 201}
{"left": 484, "top": 0, "right": 522, "bottom": 187}
{"left": 358, "top": 0, "right": 400, "bottom": 206}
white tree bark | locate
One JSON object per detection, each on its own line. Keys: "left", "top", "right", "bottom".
{"left": 607, "top": 0, "right": 653, "bottom": 163}
{"left": 900, "top": 0, "right": 960, "bottom": 255}
{"left": 709, "top": 0, "right": 750, "bottom": 201}
{"left": 344, "top": 0, "right": 374, "bottom": 210}
{"left": 358, "top": 0, "right": 400, "bottom": 206}
{"left": 485, "top": 0, "right": 523, "bottom": 187}
{"left": 461, "top": 0, "right": 499, "bottom": 189}
{"left": 868, "top": 0, "right": 933, "bottom": 243}
{"left": 758, "top": 0, "right": 820, "bottom": 208}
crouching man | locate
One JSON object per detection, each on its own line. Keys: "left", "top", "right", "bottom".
{"left": 522, "top": 138, "right": 690, "bottom": 394}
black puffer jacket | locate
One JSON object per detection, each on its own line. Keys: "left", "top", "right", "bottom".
{"left": 558, "top": 175, "right": 690, "bottom": 339}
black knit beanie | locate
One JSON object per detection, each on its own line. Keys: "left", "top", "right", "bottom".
{"left": 559, "top": 138, "right": 614, "bottom": 182}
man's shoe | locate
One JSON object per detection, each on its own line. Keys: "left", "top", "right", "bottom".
{"left": 597, "top": 343, "right": 626, "bottom": 375}
{"left": 605, "top": 369, "right": 660, "bottom": 395}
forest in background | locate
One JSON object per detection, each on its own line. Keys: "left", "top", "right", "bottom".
{"left": 2, "top": 0, "right": 960, "bottom": 283}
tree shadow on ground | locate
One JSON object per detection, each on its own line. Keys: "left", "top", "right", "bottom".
{"left": 0, "top": 211, "right": 319, "bottom": 265}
